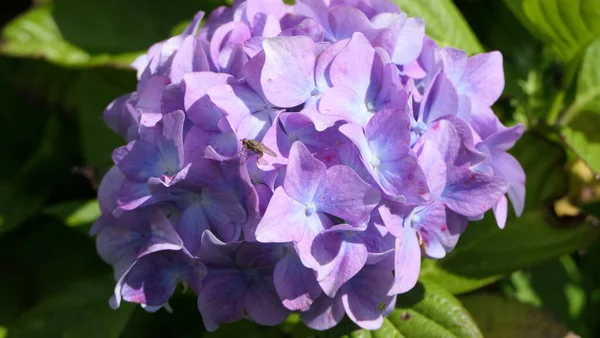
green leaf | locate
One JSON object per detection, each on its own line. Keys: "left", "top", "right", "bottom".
{"left": 561, "top": 127, "right": 600, "bottom": 175}
{"left": 391, "top": 0, "right": 483, "bottom": 54}
{"left": 504, "top": 0, "right": 600, "bottom": 62}
{"left": 44, "top": 199, "right": 100, "bottom": 228}
{"left": 460, "top": 293, "right": 570, "bottom": 338}
{"left": 350, "top": 280, "right": 482, "bottom": 338}
{"left": 0, "top": 115, "right": 79, "bottom": 235}
{"left": 7, "top": 276, "right": 134, "bottom": 338}
{"left": 52, "top": 0, "right": 224, "bottom": 54}
{"left": 0, "top": 5, "right": 141, "bottom": 68}
{"left": 503, "top": 256, "right": 588, "bottom": 336}
{"left": 72, "top": 69, "right": 136, "bottom": 166}
{"left": 561, "top": 37, "right": 600, "bottom": 125}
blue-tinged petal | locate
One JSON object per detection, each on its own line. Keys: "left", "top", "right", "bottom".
{"left": 274, "top": 250, "right": 322, "bottom": 311}
{"left": 301, "top": 294, "right": 345, "bottom": 330}
{"left": 197, "top": 269, "right": 248, "bottom": 332}
{"left": 176, "top": 204, "right": 209, "bottom": 256}
{"left": 341, "top": 262, "right": 395, "bottom": 330}
{"left": 244, "top": 276, "right": 290, "bottom": 326}
{"left": 114, "top": 141, "right": 164, "bottom": 182}
{"left": 121, "top": 250, "right": 205, "bottom": 308}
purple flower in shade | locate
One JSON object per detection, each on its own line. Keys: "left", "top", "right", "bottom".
{"left": 470, "top": 111, "right": 526, "bottom": 228}
{"left": 197, "top": 231, "right": 290, "bottom": 331}
{"left": 112, "top": 110, "right": 186, "bottom": 211}
{"left": 319, "top": 33, "right": 410, "bottom": 127}
{"left": 94, "top": 0, "right": 525, "bottom": 331}
{"left": 301, "top": 258, "right": 396, "bottom": 330}
{"left": 339, "top": 109, "right": 429, "bottom": 202}
{"left": 256, "top": 141, "right": 381, "bottom": 295}
{"left": 96, "top": 208, "right": 205, "bottom": 311}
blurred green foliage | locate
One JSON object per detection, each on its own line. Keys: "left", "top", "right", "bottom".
{"left": 1, "top": 0, "right": 600, "bottom": 337}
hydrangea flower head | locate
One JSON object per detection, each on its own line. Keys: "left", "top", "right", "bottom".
{"left": 94, "top": 0, "right": 525, "bottom": 331}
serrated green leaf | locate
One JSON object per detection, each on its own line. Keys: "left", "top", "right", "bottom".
{"left": 561, "top": 38, "right": 600, "bottom": 125}
{"left": 504, "top": 0, "right": 600, "bottom": 62}
{"left": 391, "top": 0, "right": 483, "bottom": 54}
{"left": 0, "top": 5, "right": 141, "bottom": 68}
{"left": 7, "top": 276, "right": 135, "bottom": 338}
{"left": 459, "top": 293, "right": 570, "bottom": 338}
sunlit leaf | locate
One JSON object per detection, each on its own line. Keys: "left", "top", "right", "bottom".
{"left": 460, "top": 293, "right": 570, "bottom": 338}
{"left": 392, "top": 0, "right": 483, "bottom": 54}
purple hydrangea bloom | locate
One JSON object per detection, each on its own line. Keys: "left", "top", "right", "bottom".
{"left": 94, "top": 0, "right": 525, "bottom": 331}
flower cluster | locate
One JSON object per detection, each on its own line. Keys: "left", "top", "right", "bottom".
{"left": 94, "top": 0, "right": 525, "bottom": 331}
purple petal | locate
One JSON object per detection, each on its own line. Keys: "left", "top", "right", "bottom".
{"left": 328, "top": 7, "right": 375, "bottom": 41}
{"left": 493, "top": 195, "right": 508, "bottom": 229}
{"left": 491, "top": 151, "right": 526, "bottom": 217}
{"left": 301, "top": 294, "right": 345, "bottom": 330}
{"left": 329, "top": 33, "right": 375, "bottom": 97}
{"left": 114, "top": 141, "right": 163, "bottom": 181}
{"left": 121, "top": 250, "right": 205, "bottom": 308}
{"left": 197, "top": 269, "right": 247, "bottom": 331}
{"left": 459, "top": 51, "right": 504, "bottom": 106}
{"left": 244, "top": 277, "right": 290, "bottom": 326}
{"left": 389, "top": 228, "right": 420, "bottom": 295}
{"left": 314, "top": 164, "right": 381, "bottom": 225}
{"left": 373, "top": 15, "right": 425, "bottom": 65}
{"left": 442, "top": 166, "right": 509, "bottom": 217}
{"left": 176, "top": 204, "right": 209, "bottom": 256}
{"left": 419, "top": 72, "right": 459, "bottom": 124}
{"left": 341, "top": 263, "right": 396, "bottom": 330}
{"left": 284, "top": 141, "right": 327, "bottom": 204}
{"left": 274, "top": 251, "right": 322, "bottom": 311}
{"left": 255, "top": 187, "right": 310, "bottom": 243}
{"left": 311, "top": 229, "right": 368, "bottom": 297}
{"left": 170, "top": 35, "right": 210, "bottom": 83}
{"left": 250, "top": 36, "right": 317, "bottom": 107}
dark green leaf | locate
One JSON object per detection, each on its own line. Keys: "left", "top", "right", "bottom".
{"left": 7, "top": 276, "right": 134, "bottom": 338}
{"left": 43, "top": 199, "right": 100, "bottom": 228}
{"left": 0, "top": 5, "right": 141, "bottom": 68}
{"left": 502, "top": 256, "right": 588, "bottom": 336}
{"left": 561, "top": 38, "right": 600, "bottom": 125}
{"left": 561, "top": 127, "right": 600, "bottom": 175}
{"left": 347, "top": 280, "right": 482, "bottom": 338}
{"left": 52, "top": 0, "right": 223, "bottom": 54}
{"left": 460, "top": 293, "right": 571, "bottom": 338}
{"left": 0, "top": 115, "right": 79, "bottom": 235}
{"left": 391, "top": 0, "right": 483, "bottom": 54}
{"left": 72, "top": 69, "right": 136, "bottom": 166}
{"left": 504, "top": 0, "right": 600, "bottom": 62}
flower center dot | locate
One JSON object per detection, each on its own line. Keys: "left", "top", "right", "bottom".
{"left": 370, "top": 157, "right": 381, "bottom": 169}
{"left": 305, "top": 202, "right": 316, "bottom": 216}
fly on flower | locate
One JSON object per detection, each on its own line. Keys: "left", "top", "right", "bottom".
{"left": 241, "top": 138, "right": 277, "bottom": 158}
